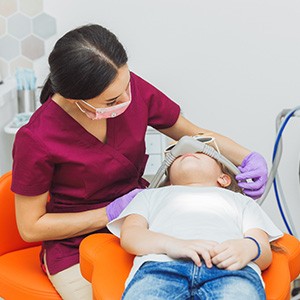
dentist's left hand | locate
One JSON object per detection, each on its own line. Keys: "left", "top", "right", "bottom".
{"left": 106, "top": 188, "right": 143, "bottom": 221}
{"left": 235, "top": 152, "right": 268, "bottom": 199}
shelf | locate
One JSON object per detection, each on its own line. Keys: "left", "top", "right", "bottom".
{"left": 4, "top": 112, "right": 33, "bottom": 135}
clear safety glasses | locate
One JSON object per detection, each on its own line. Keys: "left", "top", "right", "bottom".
{"left": 164, "top": 135, "right": 220, "bottom": 155}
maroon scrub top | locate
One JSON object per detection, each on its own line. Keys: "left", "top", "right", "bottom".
{"left": 11, "top": 72, "right": 181, "bottom": 274}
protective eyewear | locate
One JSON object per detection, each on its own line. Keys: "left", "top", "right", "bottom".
{"left": 164, "top": 135, "right": 220, "bottom": 155}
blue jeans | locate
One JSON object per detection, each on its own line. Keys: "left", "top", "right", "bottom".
{"left": 122, "top": 260, "right": 265, "bottom": 300}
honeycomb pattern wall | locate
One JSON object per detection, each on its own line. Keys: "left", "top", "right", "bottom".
{"left": 0, "top": 0, "right": 57, "bottom": 80}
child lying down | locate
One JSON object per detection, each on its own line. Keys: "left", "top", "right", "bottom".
{"left": 108, "top": 152, "right": 282, "bottom": 300}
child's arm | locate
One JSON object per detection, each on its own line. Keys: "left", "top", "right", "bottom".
{"left": 210, "top": 228, "right": 272, "bottom": 271}
{"left": 120, "top": 214, "right": 218, "bottom": 267}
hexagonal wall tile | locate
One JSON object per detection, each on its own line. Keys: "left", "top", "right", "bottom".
{"left": 0, "top": 35, "right": 20, "bottom": 60}
{"left": 33, "top": 13, "right": 56, "bottom": 39}
{"left": 20, "top": 0, "right": 43, "bottom": 17}
{"left": 21, "top": 35, "right": 45, "bottom": 60}
{"left": 0, "top": 0, "right": 57, "bottom": 81}
{"left": 0, "top": 0, "right": 18, "bottom": 17}
{"left": 8, "top": 13, "right": 31, "bottom": 39}
{"left": 0, "top": 17, "right": 6, "bottom": 36}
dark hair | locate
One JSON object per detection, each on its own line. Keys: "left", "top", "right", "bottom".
{"left": 40, "top": 24, "right": 128, "bottom": 104}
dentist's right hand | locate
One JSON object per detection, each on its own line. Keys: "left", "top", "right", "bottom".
{"left": 106, "top": 188, "right": 143, "bottom": 221}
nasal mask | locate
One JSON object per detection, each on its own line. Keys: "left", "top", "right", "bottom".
{"left": 149, "top": 135, "right": 240, "bottom": 188}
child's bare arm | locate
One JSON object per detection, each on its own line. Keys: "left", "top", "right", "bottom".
{"left": 210, "top": 228, "right": 271, "bottom": 271}
{"left": 120, "top": 214, "right": 218, "bottom": 267}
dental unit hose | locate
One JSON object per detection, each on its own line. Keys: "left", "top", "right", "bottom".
{"left": 258, "top": 105, "right": 300, "bottom": 236}
{"left": 149, "top": 136, "right": 240, "bottom": 188}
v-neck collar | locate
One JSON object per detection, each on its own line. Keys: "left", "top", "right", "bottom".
{"left": 49, "top": 98, "right": 115, "bottom": 147}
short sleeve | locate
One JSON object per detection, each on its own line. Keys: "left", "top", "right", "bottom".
{"left": 130, "top": 73, "right": 181, "bottom": 129}
{"left": 107, "top": 191, "right": 150, "bottom": 237}
{"left": 11, "top": 127, "right": 54, "bottom": 196}
{"left": 241, "top": 197, "right": 283, "bottom": 242}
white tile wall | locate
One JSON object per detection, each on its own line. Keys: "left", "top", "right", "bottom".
{"left": 0, "top": 0, "right": 56, "bottom": 80}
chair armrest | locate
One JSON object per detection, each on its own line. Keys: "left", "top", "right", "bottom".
{"left": 274, "top": 233, "right": 300, "bottom": 281}
{"left": 80, "top": 233, "right": 134, "bottom": 300}
{"left": 263, "top": 251, "right": 290, "bottom": 300}
{"left": 263, "top": 233, "right": 300, "bottom": 300}
{"left": 0, "top": 171, "right": 41, "bottom": 256}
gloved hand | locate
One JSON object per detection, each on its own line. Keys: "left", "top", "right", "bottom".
{"left": 235, "top": 152, "right": 268, "bottom": 199}
{"left": 106, "top": 188, "right": 143, "bottom": 222}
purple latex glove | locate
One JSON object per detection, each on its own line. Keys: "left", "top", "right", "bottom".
{"left": 106, "top": 188, "right": 143, "bottom": 221}
{"left": 235, "top": 152, "right": 268, "bottom": 199}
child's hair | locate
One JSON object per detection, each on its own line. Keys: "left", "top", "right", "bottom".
{"left": 270, "top": 241, "right": 285, "bottom": 253}
{"left": 219, "top": 163, "right": 244, "bottom": 194}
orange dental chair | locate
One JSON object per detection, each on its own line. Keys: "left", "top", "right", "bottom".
{"left": 0, "top": 171, "right": 61, "bottom": 300}
{"left": 80, "top": 232, "right": 300, "bottom": 300}
{"left": 1, "top": 166, "right": 300, "bottom": 300}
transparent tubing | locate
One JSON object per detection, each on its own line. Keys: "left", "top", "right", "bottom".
{"left": 149, "top": 136, "right": 240, "bottom": 188}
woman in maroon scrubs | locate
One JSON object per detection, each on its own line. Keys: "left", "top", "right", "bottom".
{"left": 11, "top": 24, "right": 267, "bottom": 299}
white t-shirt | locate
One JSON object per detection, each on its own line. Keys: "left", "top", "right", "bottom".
{"left": 108, "top": 186, "right": 283, "bottom": 287}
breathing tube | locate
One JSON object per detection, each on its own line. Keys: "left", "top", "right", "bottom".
{"left": 148, "top": 135, "right": 240, "bottom": 188}
{"left": 258, "top": 105, "right": 300, "bottom": 236}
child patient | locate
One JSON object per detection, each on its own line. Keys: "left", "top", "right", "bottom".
{"left": 108, "top": 152, "right": 282, "bottom": 300}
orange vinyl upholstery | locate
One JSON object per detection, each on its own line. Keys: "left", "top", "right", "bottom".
{"left": 0, "top": 171, "right": 61, "bottom": 300}
{"left": 80, "top": 233, "right": 300, "bottom": 300}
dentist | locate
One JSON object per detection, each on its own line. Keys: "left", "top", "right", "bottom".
{"left": 11, "top": 24, "right": 267, "bottom": 299}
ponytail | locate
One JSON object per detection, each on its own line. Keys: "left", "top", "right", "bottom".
{"left": 40, "top": 76, "right": 54, "bottom": 104}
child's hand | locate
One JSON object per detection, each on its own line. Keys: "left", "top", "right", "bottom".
{"left": 210, "top": 239, "right": 257, "bottom": 270}
{"left": 164, "top": 239, "right": 219, "bottom": 268}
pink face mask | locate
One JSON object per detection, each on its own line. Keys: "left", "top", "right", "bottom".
{"left": 75, "top": 89, "right": 131, "bottom": 120}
